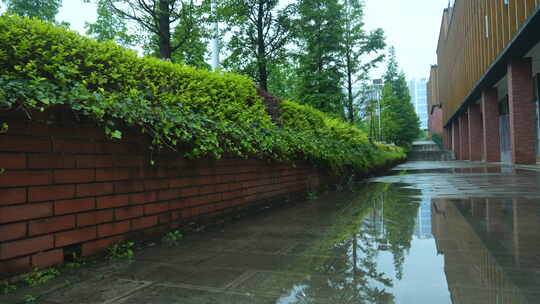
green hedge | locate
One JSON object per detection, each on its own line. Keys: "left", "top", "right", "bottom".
{"left": 0, "top": 15, "right": 405, "bottom": 174}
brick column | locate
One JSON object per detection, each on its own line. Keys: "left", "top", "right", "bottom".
{"left": 445, "top": 127, "right": 452, "bottom": 150}
{"left": 507, "top": 58, "right": 537, "bottom": 164}
{"left": 452, "top": 120, "right": 460, "bottom": 159}
{"left": 481, "top": 88, "right": 500, "bottom": 162}
{"left": 459, "top": 112, "right": 470, "bottom": 160}
{"left": 468, "top": 104, "right": 483, "bottom": 161}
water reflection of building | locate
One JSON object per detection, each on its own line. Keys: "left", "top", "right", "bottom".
{"left": 414, "top": 201, "right": 433, "bottom": 239}
{"left": 431, "top": 198, "right": 540, "bottom": 304}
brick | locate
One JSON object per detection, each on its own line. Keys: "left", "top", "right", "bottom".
{"left": 28, "top": 154, "right": 76, "bottom": 169}
{"left": 81, "top": 236, "right": 123, "bottom": 257}
{"left": 169, "top": 199, "right": 186, "bottom": 210}
{"left": 0, "top": 256, "right": 30, "bottom": 277}
{"left": 96, "top": 168, "right": 134, "bottom": 182}
{"left": 0, "top": 188, "right": 26, "bottom": 206}
{"left": 481, "top": 88, "right": 501, "bottom": 162}
{"left": 144, "top": 202, "right": 169, "bottom": 215}
{"left": 452, "top": 120, "right": 460, "bottom": 159}
{"left": 97, "top": 220, "right": 130, "bottom": 237}
{"left": 0, "top": 170, "right": 51, "bottom": 187}
{"left": 222, "top": 191, "right": 241, "bottom": 201}
{"left": 131, "top": 216, "right": 157, "bottom": 230}
{"left": 0, "top": 153, "right": 26, "bottom": 169}
{"left": 29, "top": 215, "right": 76, "bottom": 236}
{"left": 55, "top": 198, "right": 95, "bottom": 215}
{"left": 468, "top": 104, "right": 483, "bottom": 161}
{"left": 0, "top": 235, "right": 54, "bottom": 259}
{"left": 76, "top": 155, "right": 113, "bottom": 168}
{"left": 115, "top": 206, "right": 143, "bottom": 220}
{"left": 143, "top": 179, "right": 169, "bottom": 190}
{"left": 0, "top": 135, "right": 50, "bottom": 153}
{"left": 215, "top": 184, "right": 230, "bottom": 193}
{"left": 28, "top": 185, "right": 75, "bottom": 202}
{"left": 113, "top": 155, "right": 143, "bottom": 167}
{"left": 114, "top": 181, "right": 144, "bottom": 194}
{"left": 129, "top": 191, "right": 157, "bottom": 205}
{"left": 180, "top": 187, "right": 198, "bottom": 198}
{"left": 95, "top": 142, "right": 133, "bottom": 154}
{"left": 507, "top": 58, "right": 537, "bottom": 164}
{"left": 158, "top": 213, "right": 171, "bottom": 224}
{"left": 459, "top": 112, "right": 469, "bottom": 160}
{"left": 31, "top": 249, "right": 63, "bottom": 268}
{"left": 169, "top": 178, "right": 191, "bottom": 188}
{"left": 55, "top": 227, "right": 97, "bottom": 247}
{"left": 53, "top": 139, "right": 95, "bottom": 153}
{"left": 77, "top": 210, "right": 114, "bottom": 227}
{"left": 0, "top": 203, "right": 53, "bottom": 224}
{"left": 96, "top": 194, "right": 129, "bottom": 209}
{"left": 158, "top": 189, "right": 180, "bottom": 201}
{"left": 53, "top": 169, "right": 95, "bottom": 184}
{"left": 0, "top": 222, "right": 27, "bottom": 242}
{"left": 198, "top": 185, "right": 216, "bottom": 195}
{"left": 76, "top": 182, "right": 114, "bottom": 197}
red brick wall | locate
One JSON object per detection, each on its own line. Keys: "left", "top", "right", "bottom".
{"left": 0, "top": 114, "right": 328, "bottom": 277}
{"left": 428, "top": 106, "right": 443, "bottom": 136}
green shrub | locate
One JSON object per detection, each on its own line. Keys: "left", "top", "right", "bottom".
{"left": 278, "top": 101, "right": 406, "bottom": 173}
{"left": 1, "top": 280, "right": 16, "bottom": 295}
{"left": 107, "top": 242, "right": 135, "bottom": 260}
{"left": 0, "top": 15, "right": 404, "bottom": 173}
{"left": 23, "top": 267, "right": 60, "bottom": 286}
{"left": 162, "top": 230, "right": 183, "bottom": 246}
{"left": 431, "top": 133, "right": 443, "bottom": 149}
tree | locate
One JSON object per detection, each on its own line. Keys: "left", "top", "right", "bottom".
{"left": 379, "top": 47, "right": 420, "bottom": 147}
{"left": 85, "top": 0, "right": 134, "bottom": 46}
{"left": 170, "top": 0, "right": 209, "bottom": 68}
{"left": 222, "top": 0, "right": 295, "bottom": 91}
{"left": 383, "top": 46, "right": 399, "bottom": 89}
{"left": 341, "top": 0, "right": 385, "bottom": 124}
{"left": 380, "top": 79, "right": 420, "bottom": 147}
{"left": 1, "top": 0, "right": 61, "bottom": 22}
{"left": 267, "top": 57, "right": 300, "bottom": 100}
{"left": 102, "top": 0, "right": 209, "bottom": 60}
{"left": 296, "top": 0, "right": 346, "bottom": 116}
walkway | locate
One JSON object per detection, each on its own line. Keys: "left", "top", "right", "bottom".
{"left": 2, "top": 160, "right": 540, "bottom": 303}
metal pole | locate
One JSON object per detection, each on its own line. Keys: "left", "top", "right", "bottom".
{"left": 211, "top": 0, "right": 220, "bottom": 70}
{"left": 378, "top": 98, "right": 381, "bottom": 142}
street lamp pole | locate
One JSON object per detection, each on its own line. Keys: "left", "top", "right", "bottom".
{"left": 211, "top": 0, "right": 220, "bottom": 70}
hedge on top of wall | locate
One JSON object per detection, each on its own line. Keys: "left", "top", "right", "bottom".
{"left": 0, "top": 15, "right": 405, "bottom": 174}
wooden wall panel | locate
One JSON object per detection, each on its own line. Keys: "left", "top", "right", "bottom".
{"left": 436, "top": 0, "right": 539, "bottom": 125}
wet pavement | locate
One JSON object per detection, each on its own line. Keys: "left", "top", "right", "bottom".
{"left": 2, "top": 160, "right": 540, "bottom": 304}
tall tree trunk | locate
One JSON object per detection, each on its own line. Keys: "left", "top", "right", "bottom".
{"left": 158, "top": 0, "right": 172, "bottom": 59}
{"left": 256, "top": 0, "right": 268, "bottom": 90}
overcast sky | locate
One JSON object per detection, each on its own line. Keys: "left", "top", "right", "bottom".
{"left": 53, "top": 0, "right": 449, "bottom": 80}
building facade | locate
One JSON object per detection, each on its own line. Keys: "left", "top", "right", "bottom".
{"left": 429, "top": 0, "right": 540, "bottom": 164}
{"left": 428, "top": 65, "right": 444, "bottom": 136}
{"left": 408, "top": 78, "right": 429, "bottom": 130}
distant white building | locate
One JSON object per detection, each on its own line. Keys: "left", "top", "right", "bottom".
{"left": 408, "top": 78, "right": 428, "bottom": 130}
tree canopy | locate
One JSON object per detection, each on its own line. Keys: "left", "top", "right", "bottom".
{"left": 295, "top": 0, "right": 346, "bottom": 116}
{"left": 381, "top": 72, "right": 421, "bottom": 147}
{"left": 222, "top": 0, "right": 295, "bottom": 91}
{"left": 1, "top": 0, "right": 61, "bottom": 22}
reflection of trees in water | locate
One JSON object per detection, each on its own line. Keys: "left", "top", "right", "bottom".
{"left": 381, "top": 185, "right": 421, "bottom": 280}
{"left": 281, "top": 183, "right": 420, "bottom": 304}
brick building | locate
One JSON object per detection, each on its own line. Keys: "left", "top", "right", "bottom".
{"left": 427, "top": 65, "right": 443, "bottom": 136}
{"left": 428, "top": 0, "right": 540, "bottom": 164}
